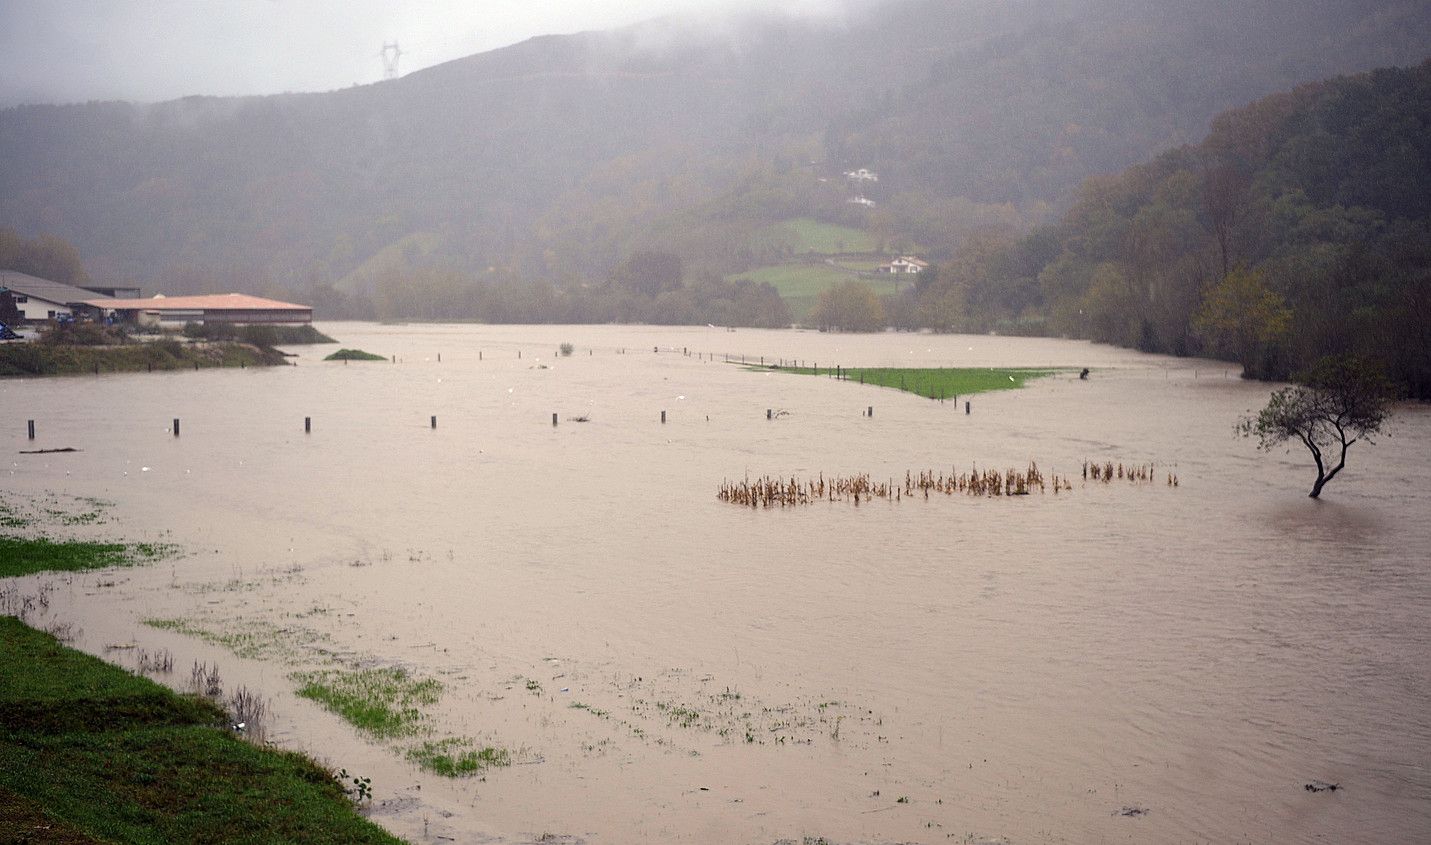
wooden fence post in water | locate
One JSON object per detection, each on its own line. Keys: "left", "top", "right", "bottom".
{"left": 552, "top": 413, "right": 558, "bottom": 427}
{"left": 173, "top": 418, "right": 180, "bottom": 437}
{"left": 867, "top": 406, "right": 873, "bottom": 418}
{"left": 965, "top": 401, "right": 971, "bottom": 415}
{"left": 305, "top": 417, "right": 311, "bottom": 433}
{"left": 767, "top": 409, "right": 772, "bottom": 420}
{"left": 431, "top": 416, "right": 437, "bottom": 430}
{"left": 661, "top": 410, "right": 666, "bottom": 424}
{"left": 27, "top": 420, "right": 35, "bottom": 440}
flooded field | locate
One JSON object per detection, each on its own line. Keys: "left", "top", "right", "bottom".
{"left": 4, "top": 323, "right": 1430, "bottom": 844}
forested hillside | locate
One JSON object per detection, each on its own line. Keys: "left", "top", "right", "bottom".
{"left": 911, "top": 61, "right": 1431, "bottom": 397}
{"left": 1, "top": 0, "right": 1427, "bottom": 324}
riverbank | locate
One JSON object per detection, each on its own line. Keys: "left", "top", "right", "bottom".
{"left": 0, "top": 337, "right": 289, "bottom": 377}
{"left": 0, "top": 497, "right": 405, "bottom": 844}
{"left": 0, "top": 616, "right": 404, "bottom": 845}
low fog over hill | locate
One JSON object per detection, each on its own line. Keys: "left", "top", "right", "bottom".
{"left": 2, "top": 0, "right": 1428, "bottom": 299}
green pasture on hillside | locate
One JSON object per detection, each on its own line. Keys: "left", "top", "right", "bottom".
{"left": 728, "top": 264, "right": 908, "bottom": 320}
{"left": 759, "top": 217, "right": 877, "bottom": 254}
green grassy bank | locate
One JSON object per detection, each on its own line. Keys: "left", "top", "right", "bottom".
{"left": 761, "top": 365, "right": 1063, "bottom": 399}
{"left": 0, "top": 617, "right": 403, "bottom": 844}
{"left": 0, "top": 339, "right": 288, "bottom": 377}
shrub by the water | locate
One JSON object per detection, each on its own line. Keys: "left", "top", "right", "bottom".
{"left": 324, "top": 348, "right": 386, "bottom": 361}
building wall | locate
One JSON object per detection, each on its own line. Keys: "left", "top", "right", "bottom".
{"left": 200, "top": 309, "right": 312, "bottom": 324}
{"left": 7, "top": 293, "right": 72, "bottom": 321}
{"left": 127, "top": 308, "right": 312, "bottom": 325}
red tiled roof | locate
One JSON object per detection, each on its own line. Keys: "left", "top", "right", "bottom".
{"left": 84, "top": 293, "right": 310, "bottom": 311}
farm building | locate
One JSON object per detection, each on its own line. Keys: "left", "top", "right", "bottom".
{"left": 878, "top": 256, "right": 929, "bottom": 274}
{"left": 0, "top": 271, "right": 118, "bottom": 322}
{"left": 87, "top": 293, "right": 313, "bottom": 326}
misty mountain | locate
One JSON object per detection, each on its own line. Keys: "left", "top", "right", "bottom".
{"left": 1, "top": 0, "right": 1428, "bottom": 295}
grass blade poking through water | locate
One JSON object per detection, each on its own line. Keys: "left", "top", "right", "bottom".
{"left": 406, "top": 738, "right": 511, "bottom": 777}
{"left": 292, "top": 667, "right": 441, "bottom": 739}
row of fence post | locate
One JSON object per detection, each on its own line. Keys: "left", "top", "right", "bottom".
{"left": 24, "top": 404, "right": 974, "bottom": 440}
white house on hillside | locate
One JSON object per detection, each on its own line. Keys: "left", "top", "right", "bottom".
{"left": 879, "top": 256, "right": 929, "bottom": 274}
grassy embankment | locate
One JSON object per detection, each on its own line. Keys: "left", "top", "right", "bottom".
{"left": 761, "top": 365, "right": 1063, "bottom": 399}
{"left": 0, "top": 618, "right": 403, "bottom": 845}
{"left": 181, "top": 324, "right": 335, "bottom": 345}
{"left": 0, "top": 497, "right": 404, "bottom": 844}
{"left": 0, "top": 322, "right": 335, "bottom": 377}
{"left": 0, "top": 337, "right": 288, "bottom": 377}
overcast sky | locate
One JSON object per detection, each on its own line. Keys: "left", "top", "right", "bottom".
{"left": 0, "top": 0, "right": 862, "bottom": 106}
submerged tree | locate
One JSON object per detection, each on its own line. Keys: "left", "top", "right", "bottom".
{"left": 810, "top": 281, "right": 886, "bottom": 332}
{"left": 1238, "top": 356, "right": 1395, "bottom": 498}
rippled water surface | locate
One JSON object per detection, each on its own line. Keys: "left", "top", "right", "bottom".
{"left": 5, "top": 323, "right": 1429, "bottom": 844}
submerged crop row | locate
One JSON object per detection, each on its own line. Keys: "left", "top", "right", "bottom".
{"left": 719, "top": 462, "right": 1178, "bottom": 507}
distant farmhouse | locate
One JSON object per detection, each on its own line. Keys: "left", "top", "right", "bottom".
{"left": 0, "top": 270, "right": 134, "bottom": 322}
{"left": 87, "top": 293, "right": 313, "bottom": 326}
{"left": 879, "top": 256, "right": 929, "bottom": 274}
{"left": 844, "top": 168, "right": 879, "bottom": 182}
{"left": 847, "top": 196, "right": 877, "bottom": 207}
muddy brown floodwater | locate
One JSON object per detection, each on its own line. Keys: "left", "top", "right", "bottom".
{"left": 3, "top": 323, "right": 1430, "bottom": 844}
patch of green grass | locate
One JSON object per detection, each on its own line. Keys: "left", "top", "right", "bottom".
{"left": 760, "top": 217, "right": 876, "bottom": 254}
{"left": 144, "top": 618, "right": 330, "bottom": 664}
{"left": 405, "top": 738, "right": 510, "bottom": 777}
{"left": 323, "top": 348, "right": 387, "bottom": 361}
{"left": 0, "top": 502, "right": 31, "bottom": 529}
{"left": 0, "top": 535, "right": 176, "bottom": 578}
{"left": 761, "top": 366, "right": 1062, "bottom": 399}
{"left": 655, "top": 701, "right": 707, "bottom": 729}
{"left": 0, "top": 618, "right": 402, "bottom": 844}
{"left": 292, "top": 668, "right": 441, "bottom": 739}
{"left": 829, "top": 258, "right": 887, "bottom": 272}
{"left": 1, "top": 493, "right": 112, "bottom": 530}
